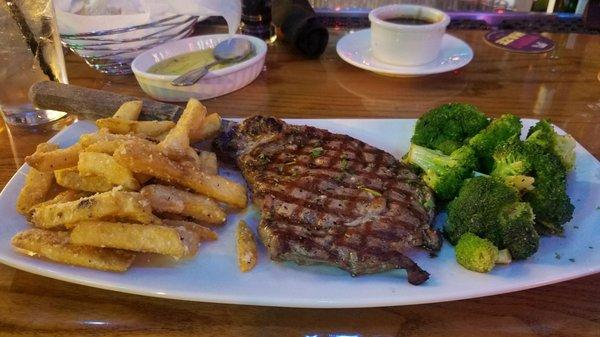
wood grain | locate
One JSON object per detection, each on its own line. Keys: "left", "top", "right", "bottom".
{"left": 0, "top": 28, "right": 598, "bottom": 336}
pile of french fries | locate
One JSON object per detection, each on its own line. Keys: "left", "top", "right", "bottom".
{"left": 13, "top": 99, "right": 247, "bottom": 272}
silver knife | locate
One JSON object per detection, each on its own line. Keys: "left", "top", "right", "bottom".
{"left": 29, "top": 81, "right": 184, "bottom": 121}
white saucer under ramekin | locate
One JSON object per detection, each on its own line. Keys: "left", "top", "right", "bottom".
{"left": 336, "top": 29, "right": 473, "bottom": 77}
{"left": 131, "top": 34, "right": 267, "bottom": 102}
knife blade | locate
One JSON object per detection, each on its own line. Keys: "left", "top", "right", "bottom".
{"left": 29, "top": 81, "right": 184, "bottom": 121}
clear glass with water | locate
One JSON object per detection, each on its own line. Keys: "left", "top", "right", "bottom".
{"left": 0, "top": 0, "right": 68, "bottom": 126}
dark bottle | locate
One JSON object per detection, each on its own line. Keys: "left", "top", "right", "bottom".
{"left": 584, "top": 0, "right": 600, "bottom": 29}
{"left": 272, "top": 0, "right": 329, "bottom": 58}
{"left": 240, "top": 0, "right": 276, "bottom": 41}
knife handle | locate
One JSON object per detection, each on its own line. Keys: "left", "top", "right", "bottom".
{"left": 29, "top": 81, "right": 183, "bottom": 121}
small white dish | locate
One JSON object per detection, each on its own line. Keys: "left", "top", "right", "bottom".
{"left": 131, "top": 34, "right": 267, "bottom": 102}
{"left": 336, "top": 29, "right": 473, "bottom": 77}
{"left": 369, "top": 5, "right": 450, "bottom": 66}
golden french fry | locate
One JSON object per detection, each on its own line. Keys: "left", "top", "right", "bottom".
{"left": 179, "top": 150, "right": 219, "bottom": 175}
{"left": 55, "top": 167, "right": 113, "bottom": 193}
{"left": 79, "top": 129, "right": 155, "bottom": 155}
{"left": 35, "top": 142, "right": 60, "bottom": 153}
{"left": 31, "top": 190, "right": 89, "bottom": 211}
{"left": 96, "top": 118, "right": 175, "bottom": 137}
{"left": 114, "top": 140, "right": 247, "bottom": 208}
{"left": 79, "top": 128, "right": 116, "bottom": 148}
{"left": 159, "top": 98, "right": 206, "bottom": 160}
{"left": 31, "top": 190, "right": 160, "bottom": 229}
{"left": 236, "top": 220, "right": 257, "bottom": 272}
{"left": 16, "top": 143, "right": 59, "bottom": 214}
{"left": 25, "top": 143, "right": 82, "bottom": 172}
{"left": 16, "top": 168, "right": 55, "bottom": 215}
{"left": 78, "top": 152, "right": 140, "bottom": 190}
{"left": 141, "top": 184, "right": 226, "bottom": 225}
{"left": 12, "top": 229, "right": 135, "bottom": 272}
{"left": 161, "top": 219, "right": 218, "bottom": 241}
{"left": 190, "top": 113, "right": 222, "bottom": 142}
{"left": 71, "top": 221, "right": 198, "bottom": 258}
{"left": 83, "top": 140, "right": 121, "bottom": 155}
{"left": 112, "top": 100, "right": 142, "bottom": 120}
{"left": 154, "top": 114, "right": 221, "bottom": 143}
{"left": 196, "top": 150, "right": 218, "bottom": 175}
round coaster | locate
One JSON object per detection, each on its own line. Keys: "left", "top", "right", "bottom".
{"left": 484, "top": 30, "right": 555, "bottom": 54}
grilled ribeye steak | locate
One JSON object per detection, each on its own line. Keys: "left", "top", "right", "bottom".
{"left": 215, "top": 116, "right": 441, "bottom": 285}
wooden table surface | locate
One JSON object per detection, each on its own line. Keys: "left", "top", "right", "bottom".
{"left": 0, "top": 28, "right": 599, "bottom": 336}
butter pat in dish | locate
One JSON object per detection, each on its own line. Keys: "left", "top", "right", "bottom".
{"left": 131, "top": 34, "right": 267, "bottom": 102}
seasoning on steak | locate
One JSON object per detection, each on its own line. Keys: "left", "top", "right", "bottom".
{"left": 214, "top": 116, "right": 441, "bottom": 285}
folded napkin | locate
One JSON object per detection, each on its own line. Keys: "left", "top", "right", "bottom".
{"left": 54, "top": 0, "right": 241, "bottom": 34}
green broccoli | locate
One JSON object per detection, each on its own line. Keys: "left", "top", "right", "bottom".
{"left": 489, "top": 137, "right": 574, "bottom": 235}
{"left": 411, "top": 103, "right": 489, "bottom": 155}
{"left": 455, "top": 233, "right": 498, "bottom": 273}
{"left": 490, "top": 138, "right": 535, "bottom": 191}
{"left": 445, "top": 176, "right": 519, "bottom": 246}
{"left": 491, "top": 137, "right": 531, "bottom": 177}
{"left": 498, "top": 202, "right": 539, "bottom": 260}
{"left": 522, "top": 143, "right": 574, "bottom": 235}
{"left": 468, "top": 114, "right": 523, "bottom": 173}
{"left": 526, "top": 120, "right": 576, "bottom": 171}
{"left": 404, "top": 143, "right": 477, "bottom": 200}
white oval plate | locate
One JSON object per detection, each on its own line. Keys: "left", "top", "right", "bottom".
{"left": 0, "top": 119, "right": 598, "bottom": 308}
{"left": 336, "top": 29, "right": 473, "bottom": 76}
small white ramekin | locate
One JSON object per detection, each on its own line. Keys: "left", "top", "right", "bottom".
{"left": 131, "top": 34, "right": 267, "bottom": 102}
{"left": 369, "top": 5, "right": 450, "bottom": 66}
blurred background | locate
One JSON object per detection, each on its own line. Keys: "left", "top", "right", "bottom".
{"left": 306, "top": 0, "right": 599, "bottom": 33}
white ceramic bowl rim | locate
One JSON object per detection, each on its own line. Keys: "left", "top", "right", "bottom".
{"left": 368, "top": 4, "right": 450, "bottom": 32}
{"left": 131, "top": 34, "right": 267, "bottom": 81}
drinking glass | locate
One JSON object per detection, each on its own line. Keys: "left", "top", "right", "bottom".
{"left": 0, "top": 0, "right": 68, "bottom": 126}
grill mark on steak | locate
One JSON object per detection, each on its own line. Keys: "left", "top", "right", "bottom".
{"left": 215, "top": 116, "right": 441, "bottom": 285}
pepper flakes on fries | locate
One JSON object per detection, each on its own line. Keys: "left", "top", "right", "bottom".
{"left": 114, "top": 140, "right": 247, "bottom": 208}
{"left": 96, "top": 118, "right": 175, "bottom": 137}
{"left": 16, "top": 143, "right": 58, "bottom": 215}
{"left": 141, "top": 184, "right": 226, "bottom": 225}
{"left": 55, "top": 167, "right": 114, "bottom": 193}
{"left": 25, "top": 143, "right": 82, "bottom": 172}
{"left": 12, "top": 229, "right": 135, "bottom": 272}
{"left": 12, "top": 99, "right": 241, "bottom": 273}
{"left": 78, "top": 152, "right": 140, "bottom": 191}
{"left": 31, "top": 189, "right": 160, "bottom": 228}
{"left": 70, "top": 221, "right": 199, "bottom": 259}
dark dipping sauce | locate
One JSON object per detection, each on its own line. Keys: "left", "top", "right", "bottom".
{"left": 384, "top": 16, "right": 435, "bottom": 25}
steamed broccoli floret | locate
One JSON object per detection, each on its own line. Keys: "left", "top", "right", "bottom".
{"left": 468, "top": 114, "right": 523, "bottom": 172}
{"left": 490, "top": 138, "right": 535, "bottom": 191}
{"left": 411, "top": 103, "right": 489, "bottom": 155}
{"left": 498, "top": 202, "right": 539, "bottom": 260}
{"left": 445, "top": 176, "right": 519, "bottom": 246}
{"left": 491, "top": 138, "right": 531, "bottom": 177}
{"left": 404, "top": 143, "right": 477, "bottom": 200}
{"left": 526, "top": 186, "right": 573, "bottom": 235}
{"left": 503, "top": 175, "right": 535, "bottom": 192}
{"left": 526, "top": 120, "right": 576, "bottom": 171}
{"left": 523, "top": 143, "right": 574, "bottom": 235}
{"left": 455, "top": 233, "right": 498, "bottom": 273}
{"left": 490, "top": 137, "right": 573, "bottom": 234}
